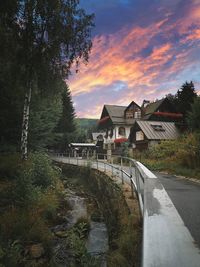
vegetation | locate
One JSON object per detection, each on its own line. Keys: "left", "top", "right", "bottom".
{"left": 60, "top": 164, "right": 141, "bottom": 267}
{"left": 0, "top": 152, "right": 63, "bottom": 266}
{"left": 0, "top": 0, "right": 94, "bottom": 158}
{"left": 167, "top": 81, "right": 197, "bottom": 122}
{"left": 187, "top": 97, "right": 200, "bottom": 131}
{"left": 132, "top": 132, "right": 200, "bottom": 179}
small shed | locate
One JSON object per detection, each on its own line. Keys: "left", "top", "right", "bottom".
{"left": 129, "top": 120, "right": 180, "bottom": 150}
{"left": 69, "top": 143, "right": 97, "bottom": 157}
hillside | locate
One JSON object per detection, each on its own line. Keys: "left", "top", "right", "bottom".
{"left": 76, "top": 118, "right": 98, "bottom": 130}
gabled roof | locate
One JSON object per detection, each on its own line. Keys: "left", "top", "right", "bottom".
{"left": 135, "top": 120, "right": 180, "bottom": 140}
{"left": 103, "top": 104, "right": 127, "bottom": 124}
{"left": 143, "top": 99, "right": 165, "bottom": 116}
{"left": 124, "top": 101, "right": 141, "bottom": 113}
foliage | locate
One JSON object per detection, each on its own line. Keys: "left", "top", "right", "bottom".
{"left": 0, "top": 152, "right": 62, "bottom": 266}
{"left": 187, "top": 97, "right": 200, "bottom": 131}
{"left": 136, "top": 132, "right": 200, "bottom": 179}
{"left": 56, "top": 83, "right": 76, "bottom": 134}
{"left": 0, "top": 0, "right": 94, "bottom": 156}
{"left": 61, "top": 164, "right": 141, "bottom": 266}
{"left": 29, "top": 152, "right": 58, "bottom": 189}
{"left": 175, "top": 81, "right": 197, "bottom": 120}
{"left": 29, "top": 94, "right": 62, "bottom": 150}
{"left": 0, "top": 153, "right": 22, "bottom": 180}
{"left": 121, "top": 142, "right": 129, "bottom": 157}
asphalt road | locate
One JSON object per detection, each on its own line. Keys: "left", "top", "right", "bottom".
{"left": 155, "top": 172, "right": 200, "bottom": 248}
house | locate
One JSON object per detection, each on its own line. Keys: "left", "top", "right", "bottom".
{"left": 98, "top": 101, "right": 141, "bottom": 153}
{"left": 129, "top": 120, "right": 180, "bottom": 150}
{"left": 98, "top": 97, "right": 183, "bottom": 153}
{"left": 141, "top": 98, "right": 183, "bottom": 122}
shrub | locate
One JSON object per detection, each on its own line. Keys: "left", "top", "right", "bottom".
{"left": 0, "top": 208, "right": 51, "bottom": 245}
{"left": 30, "top": 152, "right": 58, "bottom": 189}
{"left": 0, "top": 153, "right": 23, "bottom": 180}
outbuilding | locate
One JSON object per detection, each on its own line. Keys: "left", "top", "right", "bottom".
{"left": 129, "top": 120, "right": 180, "bottom": 150}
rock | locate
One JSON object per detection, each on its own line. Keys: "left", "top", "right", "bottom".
{"left": 54, "top": 230, "right": 68, "bottom": 238}
{"left": 29, "top": 244, "right": 44, "bottom": 259}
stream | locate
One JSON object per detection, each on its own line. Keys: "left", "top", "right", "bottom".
{"left": 52, "top": 188, "right": 109, "bottom": 266}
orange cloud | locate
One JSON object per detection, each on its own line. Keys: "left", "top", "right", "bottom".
{"left": 68, "top": 4, "right": 200, "bottom": 118}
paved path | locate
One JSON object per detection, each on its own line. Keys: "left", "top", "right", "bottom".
{"left": 155, "top": 172, "right": 200, "bottom": 248}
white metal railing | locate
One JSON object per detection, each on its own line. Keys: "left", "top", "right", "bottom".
{"left": 51, "top": 152, "right": 200, "bottom": 267}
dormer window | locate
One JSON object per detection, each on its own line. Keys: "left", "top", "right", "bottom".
{"left": 151, "top": 124, "right": 165, "bottom": 131}
{"left": 119, "top": 127, "right": 126, "bottom": 137}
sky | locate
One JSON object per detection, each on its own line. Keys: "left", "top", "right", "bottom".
{"left": 68, "top": 0, "right": 200, "bottom": 118}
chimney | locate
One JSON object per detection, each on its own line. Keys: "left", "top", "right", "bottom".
{"left": 142, "top": 100, "right": 150, "bottom": 109}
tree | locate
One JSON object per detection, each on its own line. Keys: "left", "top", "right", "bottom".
{"left": 175, "top": 81, "right": 197, "bottom": 120}
{"left": 29, "top": 94, "right": 62, "bottom": 150}
{"left": 0, "top": 0, "right": 94, "bottom": 159}
{"left": 54, "top": 82, "right": 76, "bottom": 151}
{"left": 187, "top": 97, "right": 200, "bottom": 131}
{"left": 57, "top": 83, "right": 75, "bottom": 134}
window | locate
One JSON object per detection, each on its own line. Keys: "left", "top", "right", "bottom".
{"left": 126, "top": 111, "right": 134, "bottom": 119}
{"left": 119, "top": 127, "right": 126, "bottom": 136}
{"left": 136, "top": 131, "right": 144, "bottom": 141}
{"left": 151, "top": 124, "right": 165, "bottom": 131}
{"left": 134, "top": 110, "right": 141, "bottom": 119}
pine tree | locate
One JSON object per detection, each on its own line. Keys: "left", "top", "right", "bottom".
{"left": 187, "top": 97, "right": 200, "bottom": 131}
{"left": 57, "top": 83, "right": 76, "bottom": 134}
{"left": 176, "top": 81, "right": 197, "bottom": 120}
{"left": 55, "top": 83, "right": 76, "bottom": 151}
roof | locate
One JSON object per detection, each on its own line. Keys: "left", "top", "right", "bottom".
{"left": 92, "top": 132, "right": 105, "bottom": 141}
{"left": 124, "top": 101, "right": 141, "bottom": 113}
{"left": 136, "top": 120, "right": 180, "bottom": 140}
{"left": 144, "top": 99, "right": 165, "bottom": 115}
{"left": 104, "top": 104, "right": 134, "bottom": 124}
{"left": 70, "top": 143, "right": 96, "bottom": 147}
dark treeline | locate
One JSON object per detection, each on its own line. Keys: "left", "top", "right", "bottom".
{"left": 0, "top": 0, "right": 94, "bottom": 157}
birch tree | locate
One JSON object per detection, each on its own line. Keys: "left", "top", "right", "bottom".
{"left": 5, "top": 0, "right": 94, "bottom": 159}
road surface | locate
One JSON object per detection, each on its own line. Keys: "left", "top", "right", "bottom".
{"left": 155, "top": 172, "right": 200, "bottom": 248}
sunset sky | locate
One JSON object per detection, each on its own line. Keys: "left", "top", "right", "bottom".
{"left": 68, "top": 0, "right": 200, "bottom": 118}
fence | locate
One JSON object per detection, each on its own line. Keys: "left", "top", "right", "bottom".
{"left": 51, "top": 152, "right": 200, "bottom": 267}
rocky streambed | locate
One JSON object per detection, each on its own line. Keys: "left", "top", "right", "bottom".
{"left": 51, "top": 188, "right": 108, "bottom": 267}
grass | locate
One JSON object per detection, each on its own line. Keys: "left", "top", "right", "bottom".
{"left": 131, "top": 133, "right": 200, "bottom": 181}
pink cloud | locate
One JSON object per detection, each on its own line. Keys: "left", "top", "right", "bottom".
{"left": 68, "top": 3, "right": 200, "bottom": 118}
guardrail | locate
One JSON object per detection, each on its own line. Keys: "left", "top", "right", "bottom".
{"left": 51, "top": 153, "right": 200, "bottom": 267}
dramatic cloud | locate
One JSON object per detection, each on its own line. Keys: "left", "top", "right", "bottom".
{"left": 69, "top": 0, "right": 200, "bottom": 118}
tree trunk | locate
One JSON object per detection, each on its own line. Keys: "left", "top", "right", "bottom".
{"left": 21, "top": 84, "right": 32, "bottom": 160}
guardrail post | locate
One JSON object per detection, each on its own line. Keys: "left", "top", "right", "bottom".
{"left": 129, "top": 160, "right": 132, "bottom": 177}
{"left": 77, "top": 157, "right": 78, "bottom": 166}
{"left": 121, "top": 170, "right": 124, "bottom": 184}
{"left": 120, "top": 157, "right": 124, "bottom": 184}
{"left": 97, "top": 160, "right": 98, "bottom": 170}
{"left": 104, "top": 162, "right": 106, "bottom": 172}
{"left": 131, "top": 179, "right": 134, "bottom": 199}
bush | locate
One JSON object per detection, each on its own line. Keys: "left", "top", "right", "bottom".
{"left": 0, "top": 153, "right": 23, "bottom": 180}
{"left": 30, "top": 152, "right": 58, "bottom": 189}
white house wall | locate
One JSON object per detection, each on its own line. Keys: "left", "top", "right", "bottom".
{"left": 104, "top": 125, "right": 131, "bottom": 144}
